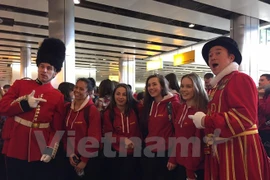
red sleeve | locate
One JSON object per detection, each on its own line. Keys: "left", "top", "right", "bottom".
{"left": 205, "top": 73, "right": 257, "bottom": 137}
{"left": 185, "top": 129, "right": 204, "bottom": 179}
{"left": 81, "top": 105, "right": 101, "bottom": 163}
{"left": 0, "top": 80, "right": 26, "bottom": 116}
{"left": 258, "top": 96, "right": 270, "bottom": 117}
{"left": 48, "top": 95, "right": 65, "bottom": 149}
{"left": 168, "top": 102, "right": 181, "bottom": 165}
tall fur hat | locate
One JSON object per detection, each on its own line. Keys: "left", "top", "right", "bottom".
{"left": 36, "top": 38, "right": 66, "bottom": 72}
{"left": 202, "top": 36, "right": 242, "bottom": 66}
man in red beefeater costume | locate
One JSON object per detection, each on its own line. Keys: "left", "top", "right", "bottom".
{"left": 188, "top": 36, "right": 270, "bottom": 180}
{"left": 0, "top": 38, "right": 66, "bottom": 180}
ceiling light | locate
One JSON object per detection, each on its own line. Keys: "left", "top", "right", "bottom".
{"left": 74, "top": 0, "right": 80, "bottom": 4}
{"left": 189, "top": 24, "right": 195, "bottom": 28}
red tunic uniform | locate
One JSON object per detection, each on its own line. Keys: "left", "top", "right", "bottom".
{"left": 173, "top": 103, "right": 204, "bottom": 179}
{"left": 204, "top": 71, "right": 270, "bottom": 180}
{"left": 0, "top": 79, "right": 65, "bottom": 162}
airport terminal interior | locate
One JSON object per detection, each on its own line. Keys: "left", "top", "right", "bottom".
{"left": 2, "top": 1, "right": 270, "bottom": 180}
{"left": 0, "top": 0, "right": 270, "bottom": 88}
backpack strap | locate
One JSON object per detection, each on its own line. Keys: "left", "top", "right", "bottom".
{"left": 84, "top": 104, "right": 93, "bottom": 127}
{"left": 167, "top": 102, "right": 173, "bottom": 122}
{"left": 167, "top": 101, "right": 174, "bottom": 132}
{"left": 66, "top": 103, "right": 92, "bottom": 127}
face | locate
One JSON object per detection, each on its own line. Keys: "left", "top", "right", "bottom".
{"left": 204, "top": 78, "right": 212, "bottom": 90}
{"left": 38, "top": 63, "right": 57, "bottom": 84}
{"left": 208, "top": 46, "right": 234, "bottom": 75}
{"left": 114, "top": 87, "right": 127, "bottom": 107}
{"left": 180, "top": 77, "right": 195, "bottom": 102}
{"left": 3, "top": 88, "right": 9, "bottom": 94}
{"left": 259, "top": 76, "right": 270, "bottom": 88}
{"left": 73, "top": 80, "right": 88, "bottom": 101}
{"left": 147, "top": 77, "right": 163, "bottom": 101}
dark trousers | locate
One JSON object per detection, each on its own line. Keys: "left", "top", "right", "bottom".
{"left": 6, "top": 156, "right": 54, "bottom": 180}
{"left": 62, "top": 156, "right": 101, "bottom": 180}
{"left": 259, "top": 131, "right": 270, "bottom": 156}
{"left": 0, "top": 154, "right": 7, "bottom": 180}
{"left": 174, "top": 165, "right": 204, "bottom": 180}
{"left": 141, "top": 150, "right": 177, "bottom": 180}
{"left": 110, "top": 155, "right": 140, "bottom": 180}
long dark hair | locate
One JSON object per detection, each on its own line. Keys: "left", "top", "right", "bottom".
{"left": 109, "top": 83, "right": 136, "bottom": 117}
{"left": 98, "top": 79, "right": 115, "bottom": 98}
{"left": 141, "top": 74, "right": 169, "bottom": 137}
{"left": 165, "top": 73, "right": 180, "bottom": 93}
{"left": 58, "top": 82, "right": 75, "bottom": 103}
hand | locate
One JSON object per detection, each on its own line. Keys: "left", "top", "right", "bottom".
{"left": 40, "top": 154, "right": 52, "bottom": 163}
{"left": 167, "top": 162, "right": 176, "bottom": 171}
{"left": 27, "top": 90, "right": 47, "bottom": 108}
{"left": 75, "top": 161, "right": 87, "bottom": 173}
{"left": 124, "top": 138, "right": 134, "bottom": 149}
{"left": 188, "top": 112, "right": 206, "bottom": 129}
{"left": 69, "top": 154, "right": 79, "bottom": 167}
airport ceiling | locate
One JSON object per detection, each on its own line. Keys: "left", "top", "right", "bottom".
{"left": 0, "top": 0, "right": 270, "bottom": 83}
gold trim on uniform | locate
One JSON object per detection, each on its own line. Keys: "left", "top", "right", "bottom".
{"left": 10, "top": 95, "right": 27, "bottom": 106}
{"left": 252, "top": 135, "right": 262, "bottom": 180}
{"left": 51, "top": 142, "right": 59, "bottom": 159}
{"left": 210, "top": 103, "right": 216, "bottom": 114}
{"left": 231, "top": 139, "right": 236, "bottom": 180}
{"left": 238, "top": 137, "right": 248, "bottom": 179}
{"left": 225, "top": 112, "right": 236, "bottom": 135}
{"left": 218, "top": 90, "right": 224, "bottom": 113}
{"left": 225, "top": 141, "right": 229, "bottom": 179}
{"left": 228, "top": 111, "right": 245, "bottom": 131}
{"left": 231, "top": 108, "right": 253, "bottom": 126}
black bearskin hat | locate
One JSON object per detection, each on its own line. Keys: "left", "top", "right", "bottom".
{"left": 36, "top": 38, "right": 66, "bottom": 72}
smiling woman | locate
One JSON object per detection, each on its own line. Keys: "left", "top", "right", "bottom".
{"left": 62, "top": 77, "right": 102, "bottom": 180}
{"left": 102, "top": 83, "right": 142, "bottom": 180}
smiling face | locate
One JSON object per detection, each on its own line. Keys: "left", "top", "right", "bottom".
{"left": 114, "top": 86, "right": 127, "bottom": 108}
{"left": 147, "top": 77, "right": 163, "bottom": 101}
{"left": 73, "top": 80, "right": 88, "bottom": 101}
{"left": 180, "top": 77, "right": 195, "bottom": 103}
{"left": 37, "top": 63, "right": 57, "bottom": 84}
{"left": 208, "top": 46, "right": 234, "bottom": 75}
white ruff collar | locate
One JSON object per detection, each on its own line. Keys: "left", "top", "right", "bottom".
{"left": 210, "top": 62, "right": 239, "bottom": 87}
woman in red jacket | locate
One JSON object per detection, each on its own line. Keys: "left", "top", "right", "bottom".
{"left": 141, "top": 74, "right": 180, "bottom": 180}
{"left": 173, "top": 73, "right": 208, "bottom": 180}
{"left": 103, "top": 83, "right": 141, "bottom": 180}
{"left": 63, "top": 78, "right": 101, "bottom": 180}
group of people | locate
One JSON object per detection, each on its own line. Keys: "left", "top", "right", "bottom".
{"left": 0, "top": 36, "right": 269, "bottom": 180}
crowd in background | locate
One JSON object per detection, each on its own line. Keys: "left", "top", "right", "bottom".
{"left": 0, "top": 37, "right": 270, "bottom": 180}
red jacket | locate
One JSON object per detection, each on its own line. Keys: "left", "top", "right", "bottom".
{"left": 145, "top": 94, "right": 180, "bottom": 153}
{"left": 258, "top": 97, "right": 270, "bottom": 132}
{"left": 103, "top": 106, "right": 141, "bottom": 154}
{"left": 0, "top": 79, "right": 65, "bottom": 161}
{"left": 64, "top": 97, "right": 101, "bottom": 163}
{"left": 173, "top": 103, "right": 205, "bottom": 179}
